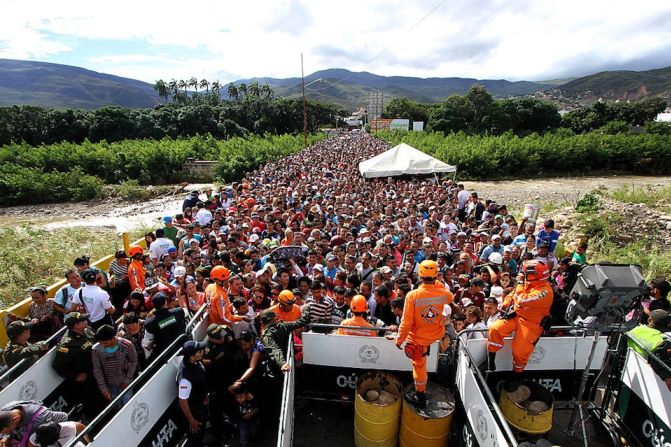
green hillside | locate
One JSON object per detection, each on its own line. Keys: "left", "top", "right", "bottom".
{"left": 556, "top": 66, "right": 671, "bottom": 100}
{"left": 0, "top": 59, "right": 161, "bottom": 109}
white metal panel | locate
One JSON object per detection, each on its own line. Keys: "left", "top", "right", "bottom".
{"left": 0, "top": 348, "right": 63, "bottom": 407}
{"left": 90, "top": 355, "right": 182, "bottom": 446}
{"left": 622, "top": 349, "right": 671, "bottom": 425}
{"left": 277, "top": 342, "right": 295, "bottom": 447}
{"left": 456, "top": 348, "right": 510, "bottom": 447}
{"left": 302, "top": 332, "right": 439, "bottom": 372}
{"left": 465, "top": 336, "right": 609, "bottom": 371}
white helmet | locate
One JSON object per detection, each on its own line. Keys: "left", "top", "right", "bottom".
{"left": 488, "top": 252, "right": 503, "bottom": 265}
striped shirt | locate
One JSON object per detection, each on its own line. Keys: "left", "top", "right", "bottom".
{"left": 92, "top": 338, "right": 138, "bottom": 393}
{"left": 109, "top": 259, "right": 129, "bottom": 285}
{"left": 306, "top": 296, "right": 334, "bottom": 324}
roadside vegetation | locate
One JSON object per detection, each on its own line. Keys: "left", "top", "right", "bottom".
{"left": 0, "top": 226, "right": 148, "bottom": 307}
{"left": 0, "top": 133, "right": 324, "bottom": 205}
{"left": 377, "top": 130, "right": 671, "bottom": 179}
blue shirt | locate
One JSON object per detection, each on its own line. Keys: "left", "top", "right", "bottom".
{"left": 536, "top": 229, "right": 560, "bottom": 252}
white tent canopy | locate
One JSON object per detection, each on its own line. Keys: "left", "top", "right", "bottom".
{"left": 358, "top": 143, "right": 457, "bottom": 179}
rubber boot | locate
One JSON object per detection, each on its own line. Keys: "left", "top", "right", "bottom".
{"left": 406, "top": 387, "right": 427, "bottom": 407}
{"left": 487, "top": 351, "right": 497, "bottom": 372}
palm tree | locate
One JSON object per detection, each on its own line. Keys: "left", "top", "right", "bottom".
{"left": 178, "top": 79, "right": 188, "bottom": 96}
{"left": 153, "top": 80, "right": 169, "bottom": 103}
{"left": 261, "top": 83, "right": 274, "bottom": 100}
{"left": 227, "top": 83, "right": 239, "bottom": 101}
{"left": 249, "top": 81, "right": 261, "bottom": 98}
{"left": 189, "top": 77, "right": 199, "bottom": 93}
{"left": 199, "top": 79, "right": 210, "bottom": 93}
{"left": 238, "top": 83, "right": 248, "bottom": 100}
{"left": 168, "top": 79, "right": 178, "bottom": 102}
{"left": 211, "top": 80, "right": 221, "bottom": 98}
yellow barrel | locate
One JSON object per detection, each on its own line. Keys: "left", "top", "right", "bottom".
{"left": 499, "top": 380, "right": 554, "bottom": 434}
{"left": 354, "top": 372, "right": 403, "bottom": 447}
{"left": 399, "top": 383, "right": 455, "bottom": 447}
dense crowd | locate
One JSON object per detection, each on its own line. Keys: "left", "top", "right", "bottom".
{"left": 2, "top": 132, "right": 670, "bottom": 446}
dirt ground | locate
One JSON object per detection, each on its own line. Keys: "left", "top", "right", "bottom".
{"left": 0, "top": 176, "right": 669, "bottom": 230}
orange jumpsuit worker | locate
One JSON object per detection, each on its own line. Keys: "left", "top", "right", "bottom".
{"left": 396, "top": 260, "right": 454, "bottom": 406}
{"left": 487, "top": 260, "right": 553, "bottom": 376}
{"left": 127, "top": 245, "right": 146, "bottom": 291}
{"left": 268, "top": 290, "right": 302, "bottom": 322}
{"left": 206, "top": 266, "right": 246, "bottom": 326}
{"left": 337, "top": 295, "right": 376, "bottom": 336}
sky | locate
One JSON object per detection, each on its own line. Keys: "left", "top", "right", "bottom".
{"left": 1, "top": 0, "right": 671, "bottom": 84}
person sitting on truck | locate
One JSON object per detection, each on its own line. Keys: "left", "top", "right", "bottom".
{"left": 627, "top": 309, "right": 671, "bottom": 390}
{"left": 337, "top": 295, "right": 376, "bottom": 337}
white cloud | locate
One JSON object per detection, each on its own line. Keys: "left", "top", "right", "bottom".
{"left": 1, "top": 0, "right": 671, "bottom": 82}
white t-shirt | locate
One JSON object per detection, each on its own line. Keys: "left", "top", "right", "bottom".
{"left": 438, "top": 221, "right": 458, "bottom": 240}
{"left": 457, "top": 190, "right": 470, "bottom": 209}
{"left": 73, "top": 285, "right": 112, "bottom": 323}
{"left": 30, "top": 421, "right": 84, "bottom": 447}
{"left": 55, "top": 284, "right": 77, "bottom": 311}
{"left": 149, "top": 237, "right": 175, "bottom": 261}
{"left": 195, "top": 208, "right": 213, "bottom": 226}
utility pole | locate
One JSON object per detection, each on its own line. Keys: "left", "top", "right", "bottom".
{"left": 301, "top": 53, "right": 308, "bottom": 149}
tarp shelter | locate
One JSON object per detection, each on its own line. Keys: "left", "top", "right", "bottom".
{"left": 358, "top": 143, "right": 457, "bottom": 179}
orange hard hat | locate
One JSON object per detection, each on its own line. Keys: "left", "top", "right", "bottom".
{"left": 418, "top": 260, "right": 438, "bottom": 278}
{"left": 522, "top": 260, "right": 550, "bottom": 281}
{"left": 350, "top": 295, "right": 368, "bottom": 313}
{"left": 129, "top": 245, "right": 144, "bottom": 257}
{"left": 210, "top": 266, "right": 231, "bottom": 282}
{"left": 278, "top": 290, "right": 295, "bottom": 305}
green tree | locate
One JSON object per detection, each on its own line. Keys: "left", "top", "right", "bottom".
{"left": 227, "top": 83, "right": 239, "bottom": 101}
{"left": 153, "top": 80, "right": 170, "bottom": 103}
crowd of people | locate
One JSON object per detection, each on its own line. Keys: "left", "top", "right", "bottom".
{"left": 1, "top": 132, "right": 670, "bottom": 446}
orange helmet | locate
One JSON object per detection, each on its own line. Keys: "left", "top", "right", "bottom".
{"left": 522, "top": 260, "right": 550, "bottom": 281}
{"left": 210, "top": 266, "right": 231, "bottom": 282}
{"left": 246, "top": 197, "right": 256, "bottom": 207}
{"left": 278, "top": 290, "right": 295, "bottom": 305}
{"left": 129, "top": 245, "right": 144, "bottom": 257}
{"left": 351, "top": 295, "right": 368, "bottom": 313}
{"left": 418, "top": 260, "right": 438, "bottom": 278}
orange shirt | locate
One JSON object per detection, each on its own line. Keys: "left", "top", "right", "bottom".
{"left": 268, "top": 303, "right": 302, "bottom": 322}
{"left": 337, "top": 316, "right": 376, "bottom": 337}
{"left": 128, "top": 260, "right": 146, "bottom": 291}
{"left": 206, "top": 283, "right": 244, "bottom": 326}
{"left": 503, "top": 281, "right": 553, "bottom": 324}
{"left": 398, "top": 281, "right": 454, "bottom": 346}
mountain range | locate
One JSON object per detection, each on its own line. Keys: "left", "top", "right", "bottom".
{"left": 0, "top": 58, "right": 670, "bottom": 110}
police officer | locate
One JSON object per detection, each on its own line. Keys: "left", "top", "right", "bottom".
{"left": 142, "top": 293, "right": 187, "bottom": 361}
{"left": 177, "top": 340, "right": 209, "bottom": 446}
{"left": 2, "top": 321, "right": 49, "bottom": 373}
{"left": 52, "top": 312, "right": 101, "bottom": 418}
{"left": 203, "top": 324, "right": 237, "bottom": 440}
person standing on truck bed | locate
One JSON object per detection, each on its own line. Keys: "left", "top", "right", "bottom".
{"left": 52, "top": 312, "right": 102, "bottom": 419}
{"left": 396, "top": 260, "right": 454, "bottom": 407}
{"left": 177, "top": 340, "right": 209, "bottom": 447}
{"left": 142, "top": 292, "right": 186, "bottom": 361}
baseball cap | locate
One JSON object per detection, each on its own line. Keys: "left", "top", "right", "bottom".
{"left": 207, "top": 324, "right": 228, "bottom": 340}
{"left": 163, "top": 216, "right": 173, "bottom": 224}
{"left": 152, "top": 292, "right": 167, "bottom": 307}
{"left": 313, "top": 264, "right": 324, "bottom": 272}
{"left": 181, "top": 340, "right": 207, "bottom": 357}
{"left": 260, "top": 309, "right": 277, "bottom": 325}
{"left": 650, "top": 309, "right": 670, "bottom": 329}
{"left": 6, "top": 321, "right": 34, "bottom": 339}
{"left": 64, "top": 312, "right": 89, "bottom": 328}
{"left": 168, "top": 247, "right": 177, "bottom": 253}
